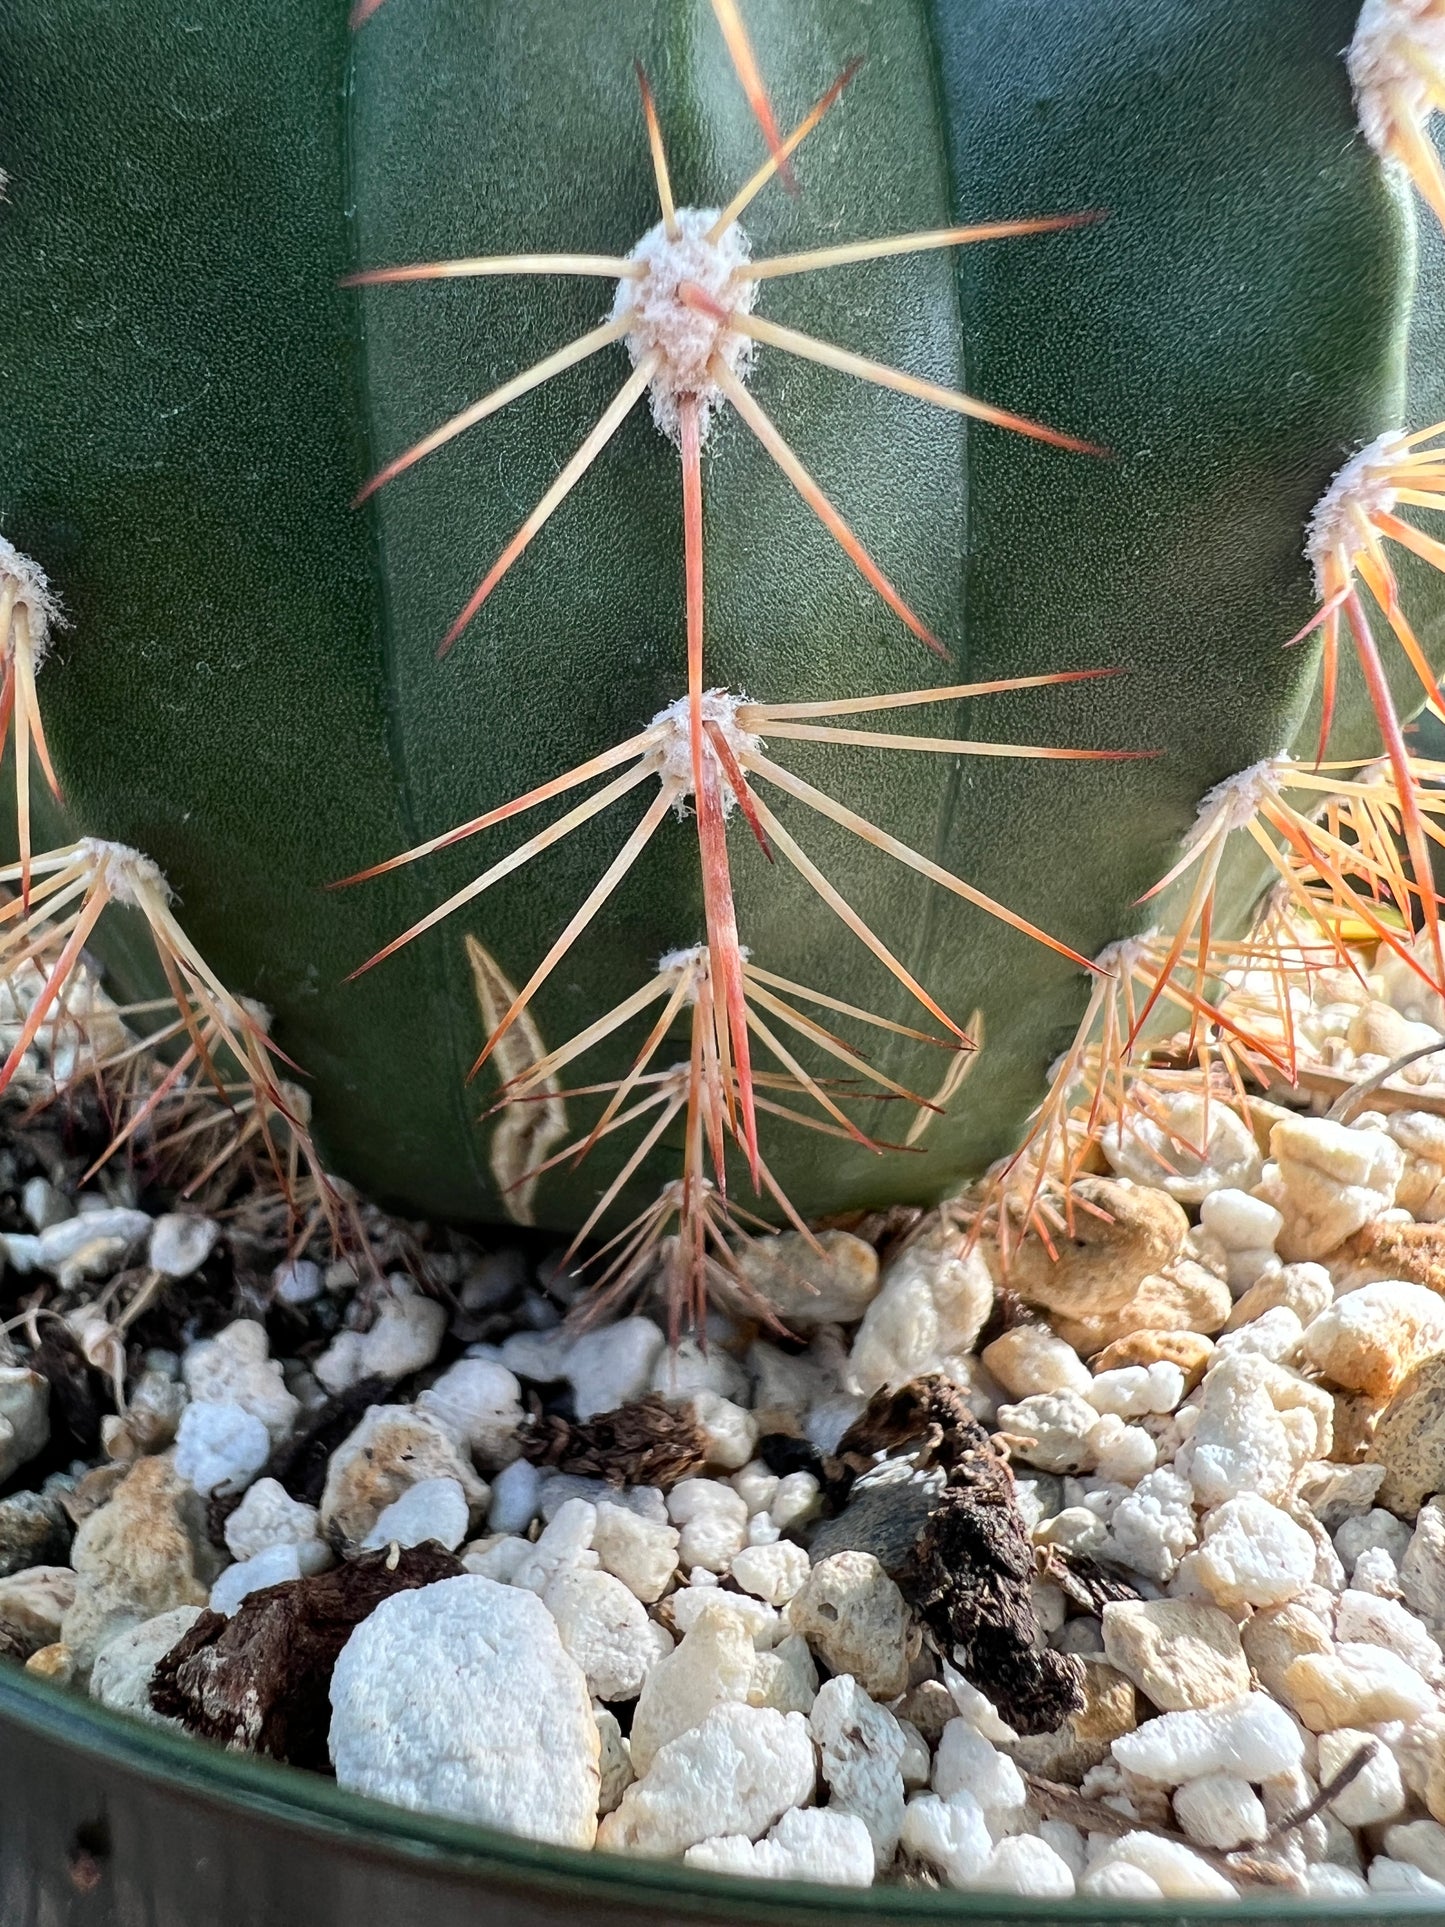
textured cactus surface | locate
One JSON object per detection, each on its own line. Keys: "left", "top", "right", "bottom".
{"left": 2, "top": 0, "right": 1445, "bottom": 1233}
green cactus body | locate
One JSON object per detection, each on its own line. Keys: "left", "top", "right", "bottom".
{"left": 2, "top": 0, "right": 1444, "bottom": 1236}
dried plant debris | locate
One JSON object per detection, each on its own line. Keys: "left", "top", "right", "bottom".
{"left": 518, "top": 1392, "right": 708, "bottom": 1487}
{"left": 1037, "top": 1546, "right": 1142, "bottom": 1615}
{"left": 836, "top": 1378, "right": 1086, "bottom": 1737}
{"left": 150, "top": 1545, "right": 464, "bottom": 1769}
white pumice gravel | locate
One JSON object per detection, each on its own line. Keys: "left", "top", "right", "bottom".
{"left": 10, "top": 964, "right": 1445, "bottom": 1900}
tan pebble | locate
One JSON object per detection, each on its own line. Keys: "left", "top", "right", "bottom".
{"left": 1265, "top": 1116, "right": 1404, "bottom": 1263}
{"left": 1092, "top": 1330, "right": 1213, "bottom": 1390}
{"left": 729, "top": 1230, "right": 879, "bottom": 1330}
{"left": 1004, "top": 1179, "right": 1187, "bottom": 1320}
{"left": 1052, "top": 1260, "right": 1231, "bottom": 1356}
{"left": 894, "top": 1678, "right": 957, "bottom": 1747}
{"left": 1225, "top": 1265, "right": 1332, "bottom": 1333}
{"left": 1282, "top": 1645, "right": 1435, "bottom": 1731}
{"left": 1348, "top": 1000, "right": 1428, "bottom": 1061}
{"left": 1238, "top": 1603, "right": 1333, "bottom": 1700}
{"left": 1300, "top": 1282, "right": 1445, "bottom": 1399}
{"left": 1337, "top": 1219, "right": 1445, "bottom": 1295}
{"left": 1372, "top": 1352, "right": 1445, "bottom": 1519}
{"left": 786, "top": 1552, "right": 913, "bottom": 1701}
{"left": 60, "top": 1456, "right": 217, "bottom": 1673}
{"left": 1102, "top": 1600, "right": 1250, "bottom": 1712}
{"left": 981, "top": 1324, "right": 1092, "bottom": 1399}
{"left": 1002, "top": 1661, "right": 1137, "bottom": 1784}
{"left": 24, "top": 1641, "right": 75, "bottom": 1684}
{"left": 319, "top": 1404, "right": 488, "bottom": 1548}
{"left": 1332, "top": 1390, "right": 1387, "bottom": 1463}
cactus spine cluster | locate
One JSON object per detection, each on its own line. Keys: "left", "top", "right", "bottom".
{"left": 1, "top": 0, "right": 1445, "bottom": 1311}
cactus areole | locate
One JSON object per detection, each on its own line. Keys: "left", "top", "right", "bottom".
{"left": 3, "top": 0, "right": 1445, "bottom": 1254}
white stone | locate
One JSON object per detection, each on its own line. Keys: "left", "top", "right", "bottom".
{"left": 1079, "top": 1862, "right": 1166, "bottom": 1900}
{"left": 1172, "top": 1772, "right": 1267, "bottom": 1848}
{"left": 1262, "top": 1115, "right": 1404, "bottom": 1261}
{"left": 1184, "top": 1353, "right": 1330, "bottom": 1508}
{"left": 1337, "top": 1505, "right": 1414, "bottom": 1577}
{"left": 1301, "top": 1280, "right": 1445, "bottom": 1397}
{"left": 592, "top": 1500, "right": 679, "bottom": 1604}
{"left": 994, "top": 1392, "right": 1100, "bottom": 1474}
{"left": 1200, "top": 1188, "right": 1283, "bottom": 1254}
{"left": 982, "top": 1325, "right": 1092, "bottom": 1400}
{"left": 319, "top": 1404, "right": 487, "bottom": 1548}
{"left": 1102, "top": 1091, "right": 1261, "bottom": 1203}
{"left": 1283, "top": 1644, "right": 1436, "bottom": 1730}
{"left": 461, "top": 1535, "right": 530, "bottom": 1583}
{"left": 1403, "top": 1497, "right": 1445, "bottom": 1627}
{"left": 651, "top": 1337, "right": 749, "bottom": 1405}
{"left": 1093, "top": 1419, "right": 1159, "bottom": 1486}
{"left": 599, "top": 1702, "right": 816, "bottom": 1857}
{"left": 566, "top": 1318, "right": 666, "bottom": 1420}
{"left": 210, "top": 1543, "right": 311, "bottom": 1616}
{"left": 1112, "top": 1692, "right": 1305, "bottom": 1786}
{"left": 666, "top": 1479, "right": 747, "bottom": 1573}
{"left": 769, "top": 1471, "right": 821, "bottom": 1532}
{"left": 1318, "top": 1729, "right": 1405, "bottom": 1825}
{"left": 223, "top": 1479, "right": 323, "bottom": 1563}
{"left": 360, "top": 1476, "right": 470, "bottom": 1553}
{"left": 486, "top": 1457, "right": 542, "bottom": 1536}
{"left": 810, "top": 1674, "right": 906, "bottom": 1870}
{"left": 1107, "top": 1467, "right": 1197, "bottom": 1582}
{"left": 1384, "top": 1819, "right": 1445, "bottom": 1884}
{"left": 317, "top": 1285, "right": 447, "bottom": 1393}
{"left": 173, "top": 1400, "right": 271, "bottom": 1497}
{"left": 899, "top": 1790, "right": 992, "bottom": 1888}
{"left": 684, "top": 1807, "right": 874, "bottom": 1886}
{"left": 90, "top": 1606, "right": 203, "bottom": 1722}
{"left": 976, "top": 1835, "right": 1077, "bottom": 1897}
{"left": 36, "top": 1208, "right": 151, "bottom": 1270}
{"left": 272, "top": 1258, "right": 322, "bottom": 1306}
{"left": 1087, "top": 1364, "right": 1186, "bottom": 1419}
{"left": 688, "top": 1392, "right": 756, "bottom": 1470}
{"left": 846, "top": 1239, "right": 993, "bottom": 1396}
{"left": 933, "top": 1719, "right": 1027, "bottom": 1831}
{"left": 417, "top": 1358, "right": 524, "bottom": 1470}
{"left": 596, "top": 1706, "right": 634, "bottom": 1816}
{"left": 748, "top": 1632, "right": 819, "bottom": 1718}
{"left": 328, "top": 1575, "right": 599, "bottom": 1845}
{"left": 731, "top": 1540, "right": 809, "bottom": 1607}
{"left": 1335, "top": 1588, "right": 1441, "bottom": 1679}
{"left": 0, "top": 1367, "right": 49, "bottom": 1482}
{"left": 1085, "top": 1832, "right": 1238, "bottom": 1900}
{"left": 544, "top": 1567, "right": 672, "bottom": 1702}
{"left": 1369, "top": 1859, "right": 1445, "bottom": 1896}
{"left": 182, "top": 1321, "right": 299, "bottom": 1446}
{"left": 1191, "top": 1493, "right": 1317, "bottom": 1611}
{"left": 629, "top": 1598, "right": 755, "bottom": 1775}
{"left": 509, "top": 1498, "right": 598, "bottom": 1596}
{"left": 148, "top": 1213, "right": 218, "bottom": 1279}
{"left": 669, "top": 1584, "right": 778, "bottom": 1647}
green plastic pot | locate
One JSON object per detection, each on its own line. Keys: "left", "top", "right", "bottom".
{"left": 1, "top": 1667, "right": 1438, "bottom": 1927}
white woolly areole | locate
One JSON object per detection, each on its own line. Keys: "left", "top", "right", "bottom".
{"left": 78, "top": 837, "right": 170, "bottom": 907}
{"left": 1349, "top": 0, "right": 1445, "bottom": 155}
{"left": 612, "top": 209, "right": 757, "bottom": 443}
{"left": 1306, "top": 429, "right": 1408, "bottom": 589}
{"left": 1094, "top": 930, "right": 1157, "bottom": 978}
{"left": 649, "top": 688, "right": 765, "bottom": 812}
{"left": 1189, "top": 759, "right": 1289, "bottom": 842}
{"left": 0, "top": 534, "right": 63, "bottom": 666}
{"left": 656, "top": 941, "right": 751, "bottom": 989}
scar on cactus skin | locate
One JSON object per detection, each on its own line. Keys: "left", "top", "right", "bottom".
{"left": 0, "top": 538, "right": 64, "bottom": 912}
{"left": 0, "top": 837, "right": 351, "bottom": 1248}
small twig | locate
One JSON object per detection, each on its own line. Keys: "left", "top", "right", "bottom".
{"left": 1265, "top": 1740, "right": 1376, "bottom": 1840}
{"left": 1024, "top": 1775, "right": 1301, "bottom": 1890}
{"left": 1324, "top": 1041, "right": 1445, "bottom": 1121}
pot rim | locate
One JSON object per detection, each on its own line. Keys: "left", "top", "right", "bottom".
{"left": 2, "top": 1667, "right": 1433, "bottom": 1920}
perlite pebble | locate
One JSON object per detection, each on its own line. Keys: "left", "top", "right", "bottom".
{"left": 566, "top": 1318, "right": 666, "bottom": 1419}
{"left": 666, "top": 1479, "right": 747, "bottom": 1573}
{"left": 1172, "top": 1772, "right": 1267, "bottom": 1849}
{"left": 210, "top": 1543, "right": 312, "bottom": 1616}
{"left": 810, "top": 1674, "right": 906, "bottom": 1870}
{"left": 669, "top": 1584, "right": 778, "bottom": 1646}
{"left": 1111, "top": 1691, "right": 1304, "bottom": 1786}
{"left": 1190, "top": 1493, "right": 1317, "bottom": 1611}
{"left": 89, "top": 1605, "right": 203, "bottom": 1723}
{"left": 0, "top": 1368, "right": 49, "bottom": 1483}
{"left": 543, "top": 1567, "right": 672, "bottom": 1702}
{"left": 684, "top": 1808, "right": 875, "bottom": 1886}
{"left": 486, "top": 1457, "right": 543, "bottom": 1536}
{"left": 1085, "top": 1832, "right": 1238, "bottom": 1900}
{"left": 222, "top": 1479, "right": 323, "bottom": 1564}
{"left": 417, "top": 1359, "right": 525, "bottom": 1470}
{"left": 899, "top": 1790, "right": 991, "bottom": 1887}
{"left": 147, "top": 1213, "right": 219, "bottom": 1279}
{"left": 1282, "top": 1644, "right": 1437, "bottom": 1730}
{"left": 592, "top": 1501, "right": 679, "bottom": 1603}
{"left": 599, "top": 1702, "right": 816, "bottom": 1858}
{"left": 786, "top": 1552, "right": 911, "bottom": 1701}
{"left": 359, "top": 1476, "right": 470, "bottom": 1553}
{"left": 846, "top": 1236, "right": 992, "bottom": 1396}
{"left": 981, "top": 1325, "right": 1092, "bottom": 1399}
{"left": 173, "top": 1400, "right": 271, "bottom": 1497}
{"left": 182, "top": 1320, "right": 299, "bottom": 1447}
{"left": 1319, "top": 1730, "right": 1405, "bottom": 1825}
{"left": 1101, "top": 1599, "right": 1250, "bottom": 1711}
{"left": 328, "top": 1575, "right": 599, "bottom": 1846}
{"left": 976, "top": 1835, "right": 1076, "bottom": 1897}
{"left": 629, "top": 1599, "right": 755, "bottom": 1775}
{"left": 1301, "top": 1281, "right": 1445, "bottom": 1397}
{"left": 731, "top": 1539, "right": 809, "bottom": 1606}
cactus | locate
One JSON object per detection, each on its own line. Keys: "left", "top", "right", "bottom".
{"left": 2, "top": 0, "right": 1445, "bottom": 1299}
